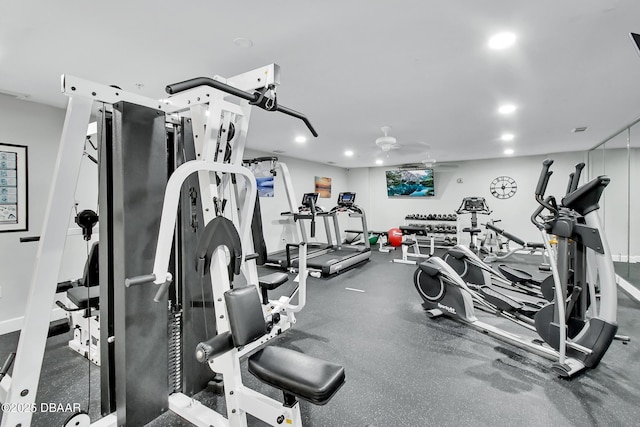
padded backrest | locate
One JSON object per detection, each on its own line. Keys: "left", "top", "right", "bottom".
{"left": 196, "top": 216, "right": 243, "bottom": 279}
{"left": 251, "top": 193, "right": 268, "bottom": 265}
{"left": 224, "top": 285, "right": 267, "bottom": 346}
{"left": 81, "top": 241, "right": 99, "bottom": 287}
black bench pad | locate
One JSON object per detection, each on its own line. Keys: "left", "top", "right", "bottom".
{"left": 400, "top": 225, "right": 427, "bottom": 236}
{"left": 462, "top": 227, "right": 481, "bottom": 233}
{"left": 248, "top": 346, "right": 345, "bottom": 405}
{"left": 259, "top": 272, "right": 289, "bottom": 291}
{"left": 67, "top": 286, "right": 100, "bottom": 309}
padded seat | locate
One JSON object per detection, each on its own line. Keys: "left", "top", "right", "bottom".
{"left": 462, "top": 227, "right": 481, "bottom": 234}
{"left": 259, "top": 272, "right": 289, "bottom": 290}
{"left": 67, "top": 286, "right": 100, "bottom": 309}
{"left": 258, "top": 272, "right": 289, "bottom": 305}
{"left": 248, "top": 346, "right": 345, "bottom": 405}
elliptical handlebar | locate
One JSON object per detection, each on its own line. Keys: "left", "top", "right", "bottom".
{"left": 531, "top": 195, "right": 557, "bottom": 230}
{"left": 568, "top": 163, "right": 585, "bottom": 195}
{"left": 565, "top": 172, "right": 575, "bottom": 197}
{"left": 535, "top": 159, "right": 554, "bottom": 197}
{"left": 532, "top": 159, "right": 560, "bottom": 229}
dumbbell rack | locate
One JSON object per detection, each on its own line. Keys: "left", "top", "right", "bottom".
{"left": 404, "top": 213, "right": 458, "bottom": 250}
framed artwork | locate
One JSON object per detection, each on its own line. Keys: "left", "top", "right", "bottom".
{"left": 315, "top": 176, "right": 332, "bottom": 198}
{"left": 248, "top": 162, "right": 274, "bottom": 197}
{"left": 0, "top": 143, "right": 28, "bottom": 232}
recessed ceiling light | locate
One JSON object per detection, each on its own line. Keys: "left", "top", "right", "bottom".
{"left": 488, "top": 32, "right": 516, "bottom": 50}
{"left": 504, "top": 148, "right": 515, "bottom": 155}
{"left": 233, "top": 37, "right": 254, "bottom": 48}
{"left": 500, "top": 133, "right": 515, "bottom": 141}
{"left": 375, "top": 159, "right": 383, "bottom": 165}
{"left": 498, "top": 104, "right": 516, "bottom": 114}
{"left": 295, "top": 135, "right": 306, "bottom": 143}
{"left": 344, "top": 150, "right": 354, "bottom": 157}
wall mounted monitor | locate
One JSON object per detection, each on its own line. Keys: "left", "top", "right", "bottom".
{"left": 385, "top": 169, "right": 434, "bottom": 197}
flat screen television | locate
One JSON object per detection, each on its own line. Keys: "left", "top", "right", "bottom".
{"left": 385, "top": 169, "right": 434, "bottom": 197}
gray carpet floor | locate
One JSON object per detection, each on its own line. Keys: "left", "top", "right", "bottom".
{"left": 2, "top": 249, "right": 639, "bottom": 426}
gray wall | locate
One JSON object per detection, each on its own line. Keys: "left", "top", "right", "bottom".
{"left": 347, "top": 152, "right": 607, "bottom": 249}
{"left": 245, "top": 149, "right": 350, "bottom": 252}
{"left": 0, "top": 95, "right": 97, "bottom": 334}
{"left": 588, "top": 146, "right": 640, "bottom": 261}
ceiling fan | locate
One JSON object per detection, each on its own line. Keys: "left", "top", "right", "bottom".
{"left": 373, "top": 126, "right": 427, "bottom": 157}
{"left": 396, "top": 149, "right": 459, "bottom": 170}
{"left": 375, "top": 126, "right": 399, "bottom": 152}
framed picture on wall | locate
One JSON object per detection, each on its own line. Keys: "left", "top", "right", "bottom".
{"left": 248, "top": 162, "right": 275, "bottom": 197}
{"left": 0, "top": 143, "right": 28, "bottom": 232}
{"left": 315, "top": 176, "right": 332, "bottom": 198}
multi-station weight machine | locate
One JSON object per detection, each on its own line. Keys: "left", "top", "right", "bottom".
{"left": 1, "top": 64, "right": 345, "bottom": 427}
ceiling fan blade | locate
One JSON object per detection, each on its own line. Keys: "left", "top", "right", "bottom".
{"left": 400, "top": 144, "right": 430, "bottom": 154}
{"left": 433, "top": 163, "right": 459, "bottom": 170}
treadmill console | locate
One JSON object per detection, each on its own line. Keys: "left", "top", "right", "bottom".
{"left": 301, "top": 192, "right": 319, "bottom": 208}
{"left": 337, "top": 192, "right": 356, "bottom": 206}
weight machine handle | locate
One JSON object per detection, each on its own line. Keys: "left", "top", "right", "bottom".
{"left": 124, "top": 273, "right": 172, "bottom": 303}
{"left": 124, "top": 274, "right": 157, "bottom": 288}
{"left": 165, "top": 77, "right": 318, "bottom": 137}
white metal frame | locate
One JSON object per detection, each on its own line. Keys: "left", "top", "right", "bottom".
{"left": 67, "top": 306, "right": 101, "bottom": 366}
{"left": 393, "top": 233, "right": 434, "bottom": 265}
{"left": 1, "top": 64, "right": 304, "bottom": 427}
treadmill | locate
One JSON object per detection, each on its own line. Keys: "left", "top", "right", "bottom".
{"left": 265, "top": 192, "right": 333, "bottom": 269}
{"left": 305, "top": 192, "right": 371, "bottom": 276}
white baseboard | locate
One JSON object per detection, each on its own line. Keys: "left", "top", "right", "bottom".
{"left": 0, "top": 308, "right": 67, "bottom": 336}
{"left": 611, "top": 255, "right": 640, "bottom": 263}
{"left": 0, "top": 316, "right": 24, "bottom": 336}
{"left": 617, "top": 275, "right": 640, "bottom": 304}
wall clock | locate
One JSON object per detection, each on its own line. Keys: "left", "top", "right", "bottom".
{"left": 490, "top": 176, "right": 517, "bottom": 199}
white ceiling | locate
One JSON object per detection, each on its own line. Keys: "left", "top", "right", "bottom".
{"left": 2, "top": 1, "right": 640, "bottom": 168}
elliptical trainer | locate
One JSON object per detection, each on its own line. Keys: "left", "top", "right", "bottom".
{"left": 414, "top": 159, "right": 619, "bottom": 377}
